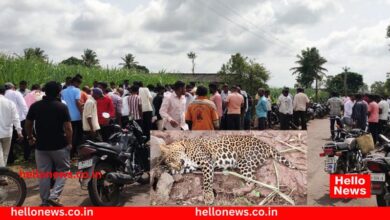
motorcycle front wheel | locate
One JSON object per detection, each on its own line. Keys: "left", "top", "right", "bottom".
{"left": 376, "top": 194, "right": 390, "bottom": 207}
{"left": 0, "top": 168, "right": 27, "bottom": 207}
{"left": 88, "top": 162, "right": 121, "bottom": 206}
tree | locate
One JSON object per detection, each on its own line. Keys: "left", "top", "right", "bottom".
{"left": 326, "top": 71, "right": 364, "bottom": 95}
{"left": 82, "top": 49, "right": 99, "bottom": 67}
{"left": 23, "top": 48, "right": 48, "bottom": 62}
{"left": 60, "top": 56, "right": 83, "bottom": 66}
{"left": 291, "top": 47, "right": 327, "bottom": 102}
{"left": 119, "top": 53, "right": 149, "bottom": 73}
{"left": 218, "top": 53, "right": 270, "bottom": 96}
{"left": 370, "top": 81, "right": 386, "bottom": 96}
{"left": 187, "top": 51, "right": 197, "bottom": 74}
{"left": 119, "top": 53, "right": 138, "bottom": 69}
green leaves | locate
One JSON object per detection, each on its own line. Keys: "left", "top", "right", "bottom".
{"left": 218, "top": 53, "right": 270, "bottom": 95}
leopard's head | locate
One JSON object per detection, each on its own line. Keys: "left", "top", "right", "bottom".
{"left": 160, "top": 143, "right": 186, "bottom": 172}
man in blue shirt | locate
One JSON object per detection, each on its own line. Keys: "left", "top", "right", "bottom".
{"left": 256, "top": 88, "right": 268, "bottom": 130}
{"left": 61, "top": 76, "right": 83, "bottom": 157}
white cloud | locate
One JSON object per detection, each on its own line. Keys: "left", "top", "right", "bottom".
{"left": 0, "top": 0, "right": 389, "bottom": 87}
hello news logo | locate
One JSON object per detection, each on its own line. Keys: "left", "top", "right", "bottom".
{"left": 330, "top": 174, "right": 371, "bottom": 198}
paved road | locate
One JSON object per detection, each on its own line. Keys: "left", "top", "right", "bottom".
{"left": 307, "top": 118, "right": 376, "bottom": 206}
{"left": 8, "top": 165, "right": 150, "bottom": 207}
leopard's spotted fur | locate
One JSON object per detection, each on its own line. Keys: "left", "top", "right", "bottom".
{"left": 160, "top": 135, "right": 297, "bottom": 204}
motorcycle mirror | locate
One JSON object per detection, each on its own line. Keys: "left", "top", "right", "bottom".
{"left": 102, "top": 112, "right": 110, "bottom": 119}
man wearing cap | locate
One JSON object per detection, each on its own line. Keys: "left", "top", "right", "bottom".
{"left": 0, "top": 85, "right": 23, "bottom": 169}
{"left": 82, "top": 88, "right": 103, "bottom": 142}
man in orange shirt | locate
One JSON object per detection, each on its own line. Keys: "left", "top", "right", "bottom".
{"left": 185, "top": 86, "right": 219, "bottom": 130}
{"left": 226, "top": 86, "right": 244, "bottom": 130}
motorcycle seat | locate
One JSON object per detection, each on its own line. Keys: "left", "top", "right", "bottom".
{"left": 87, "top": 141, "right": 121, "bottom": 153}
{"left": 336, "top": 142, "right": 350, "bottom": 151}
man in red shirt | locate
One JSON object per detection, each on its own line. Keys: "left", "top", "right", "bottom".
{"left": 97, "top": 82, "right": 115, "bottom": 141}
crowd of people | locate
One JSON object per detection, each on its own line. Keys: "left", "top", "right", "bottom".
{"left": 7, "top": 74, "right": 385, "bottom": 206}
{"left": 326, "top": 92, "right": 390, "bottom": 144}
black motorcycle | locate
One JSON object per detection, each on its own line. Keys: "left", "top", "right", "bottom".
{"left": 77, "top": 116, "right": 149, "bottom": 206}
{"left": 320, "top": 128, "right": 368, "bottom": 174}
{"left": 365, "top": 134, "right": 390, "bottom": 206}
{"left": 0, "top": 167, "right": 27, "bottom": 206}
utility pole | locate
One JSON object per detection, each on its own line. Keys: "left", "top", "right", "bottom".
{"left": 342, "top": 66, "right": 350, "bottom": 96}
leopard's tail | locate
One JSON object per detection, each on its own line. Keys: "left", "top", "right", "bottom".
{"left": 270, "top": 148, "right": 298, "bottom": 170}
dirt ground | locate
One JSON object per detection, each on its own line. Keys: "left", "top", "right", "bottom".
{"left": 307, "top": 118, "right": 376, "bottom": 206}
{"left": 150, "top": 130, "right": 307, "bottom": 206}
{"left": 7, "top": 163, "right": 150, "bottom": 207}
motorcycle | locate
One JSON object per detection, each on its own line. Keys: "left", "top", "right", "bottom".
{"left": 320, "top": 128, "right": 368, "bottom": 174}
{"left": 365, "top": 134, "right": 390, "bottom": 206}
{"left": 0, "top": 167, "right": 27, "bottom": 206}
{"left": 77, "top": 113, "right": 149, "bottom": 206}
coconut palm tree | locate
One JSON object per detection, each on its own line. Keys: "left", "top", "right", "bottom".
{"left": 23, "top": 48, "right": 48, "bottom": 61}
{"left": 82, "top": 49, "right": 99, "bottom": 67}
{"left": 187, "top": 51, "right": 197, "bottom": 74}
{"left": 291, "top": 47, "right": 327, "bottom": 102}
{"left": 119, "top": 53, "right": 138, "bottom": 69}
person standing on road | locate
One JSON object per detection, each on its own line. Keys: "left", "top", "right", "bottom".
{"left": 220, "top": 84, "right": 230, "bottom": 130}
{"left": 96, "top": 82, "right": 115, "bottom": 141}
{"left": 128, "top": 85, "right": 143, "bottom": 128}
{"left": 25, "top": 81, "right": 73, "bottom": 207}
{"left": 378, "top": 95, "right": 389, "bottom": 134}
{"left": 226, "top": 86, "right": 244, "bottom": 130}
{"left": 293, "top": 88, "right": 310, "bottom": 130}
{"left": 352, "top": 94, "right": 368, "bottom": 131}
{"left": 82, "top": 88, "right": 103, "bottom": 142}
{"left": 277, "top": 88, "right": 293, "bottom": 130}
{"left": 185, "top": 86, "right": 219, "bottom": 130}
{"left": 0, "top": 85, "right": 22, "bottom": 168}
{"left": 4, "top": 82, "right": 28, "bottom": 163}
{"left": 209, "top": 83, "right": 223, "bottom": 124}
{"left": 61, "top": 77, "right": 83, "bottom": 157}
{"left": 265, "top": 90, "right": 272, "bottom": 129}
{"left": 343, "top": 94, "right": 355, "bottom": 127}
{"left": 366, "top": 94, "right": 380, "bottom": 144}
{"left": 160, "top": 81, "right": 188, "bottom": 130}
{"left": 138, "top": 82, "right": 153, "bottom": 140}
{"left": 152, "top": 85, "right": 165, "bottom": 130}
{"left": 256, "top": 88, "right": 268, "bottom": 130}
{"left": 327, "top": 92, "right": 344, "bottom": 139}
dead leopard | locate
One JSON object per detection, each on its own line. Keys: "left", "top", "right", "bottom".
{"left": 160, "top": 135, "right": 299, "bottom": 205}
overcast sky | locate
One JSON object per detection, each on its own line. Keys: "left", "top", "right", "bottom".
{"left": 1, "top": 0, "right": 389, "bottom": 87}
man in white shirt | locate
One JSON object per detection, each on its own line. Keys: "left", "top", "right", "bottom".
{"left": 138, "top": 82, "right": 153, "bottom": 140}
{"left": 159, "top": 81, "right": 188, "bottom": 130}
{"left": 343, "top": 95, "right": 355, "bottom": 127}
{"left": 277, "top": 88, "right": 293, "bottom": 130}
{"left": 0, "top": 85, "right": 23, "bottom": 168}
{"left": 379, "top": 95, "right": 389, "bottom": 134}
{"left": 4, "top": 82, "right": 28, "bottom": 163}
{"left": 293, "top": 88, "right": 310, "bottom": 130}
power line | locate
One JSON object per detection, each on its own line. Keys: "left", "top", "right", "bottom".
{"left": 197, "top": 0, "right": 284, "bottom": 48}
{"left": 213, "top": 0, "right": 297, "bottom": 53}
{"left": 197, "top": 0, "right": 296, "bottom": 55}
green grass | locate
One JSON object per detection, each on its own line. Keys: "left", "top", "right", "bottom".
{"left": 0, "top": 54, "right": 179, "bottom": 86}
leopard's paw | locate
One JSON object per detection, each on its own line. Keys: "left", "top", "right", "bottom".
{"left": 203, "top": 191, "right": 215, "bottom": 205}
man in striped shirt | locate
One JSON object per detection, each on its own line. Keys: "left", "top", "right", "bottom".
{"left": 128, "top": 85, "right": 143, "bottom": 126}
